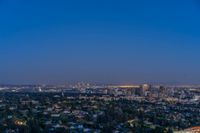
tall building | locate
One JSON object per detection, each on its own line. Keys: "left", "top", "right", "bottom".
{"left": 38, "top": 87, "right": 42, "bottom": 92}
{"left": 142, "top": 84, "right": 151, "bottom": 91}
{"left": 135, "top": 84, "right": 151, "bottom": 96}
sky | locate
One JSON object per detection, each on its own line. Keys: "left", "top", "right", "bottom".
{"left": 1, "top": 0, "right": 200, "bottom": 84}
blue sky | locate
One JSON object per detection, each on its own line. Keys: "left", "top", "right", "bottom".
{"left": 0, "top": 0, "right": 200, "bottom": 84}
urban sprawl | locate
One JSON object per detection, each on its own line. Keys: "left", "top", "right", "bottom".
{"left": 0, "top": 83, "right": 200, "bottom": 133}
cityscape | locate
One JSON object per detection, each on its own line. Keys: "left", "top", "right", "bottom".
{"left": 1, "top": 0, "right": 200, "bottom": 133}
{"left": 0, "top": 83, "right": 200, "bottom": 133}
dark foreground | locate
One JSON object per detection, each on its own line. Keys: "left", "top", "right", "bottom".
{"left": 0, "top": 92, "right": 199, "bottom": 133}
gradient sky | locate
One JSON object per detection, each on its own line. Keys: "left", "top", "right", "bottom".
{"left": 1, "top": 0, "right": 200, "bottom": 84}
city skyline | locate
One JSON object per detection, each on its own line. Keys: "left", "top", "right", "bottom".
{"left": 1, "top": 0, "right": 200, "bottom": 84}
